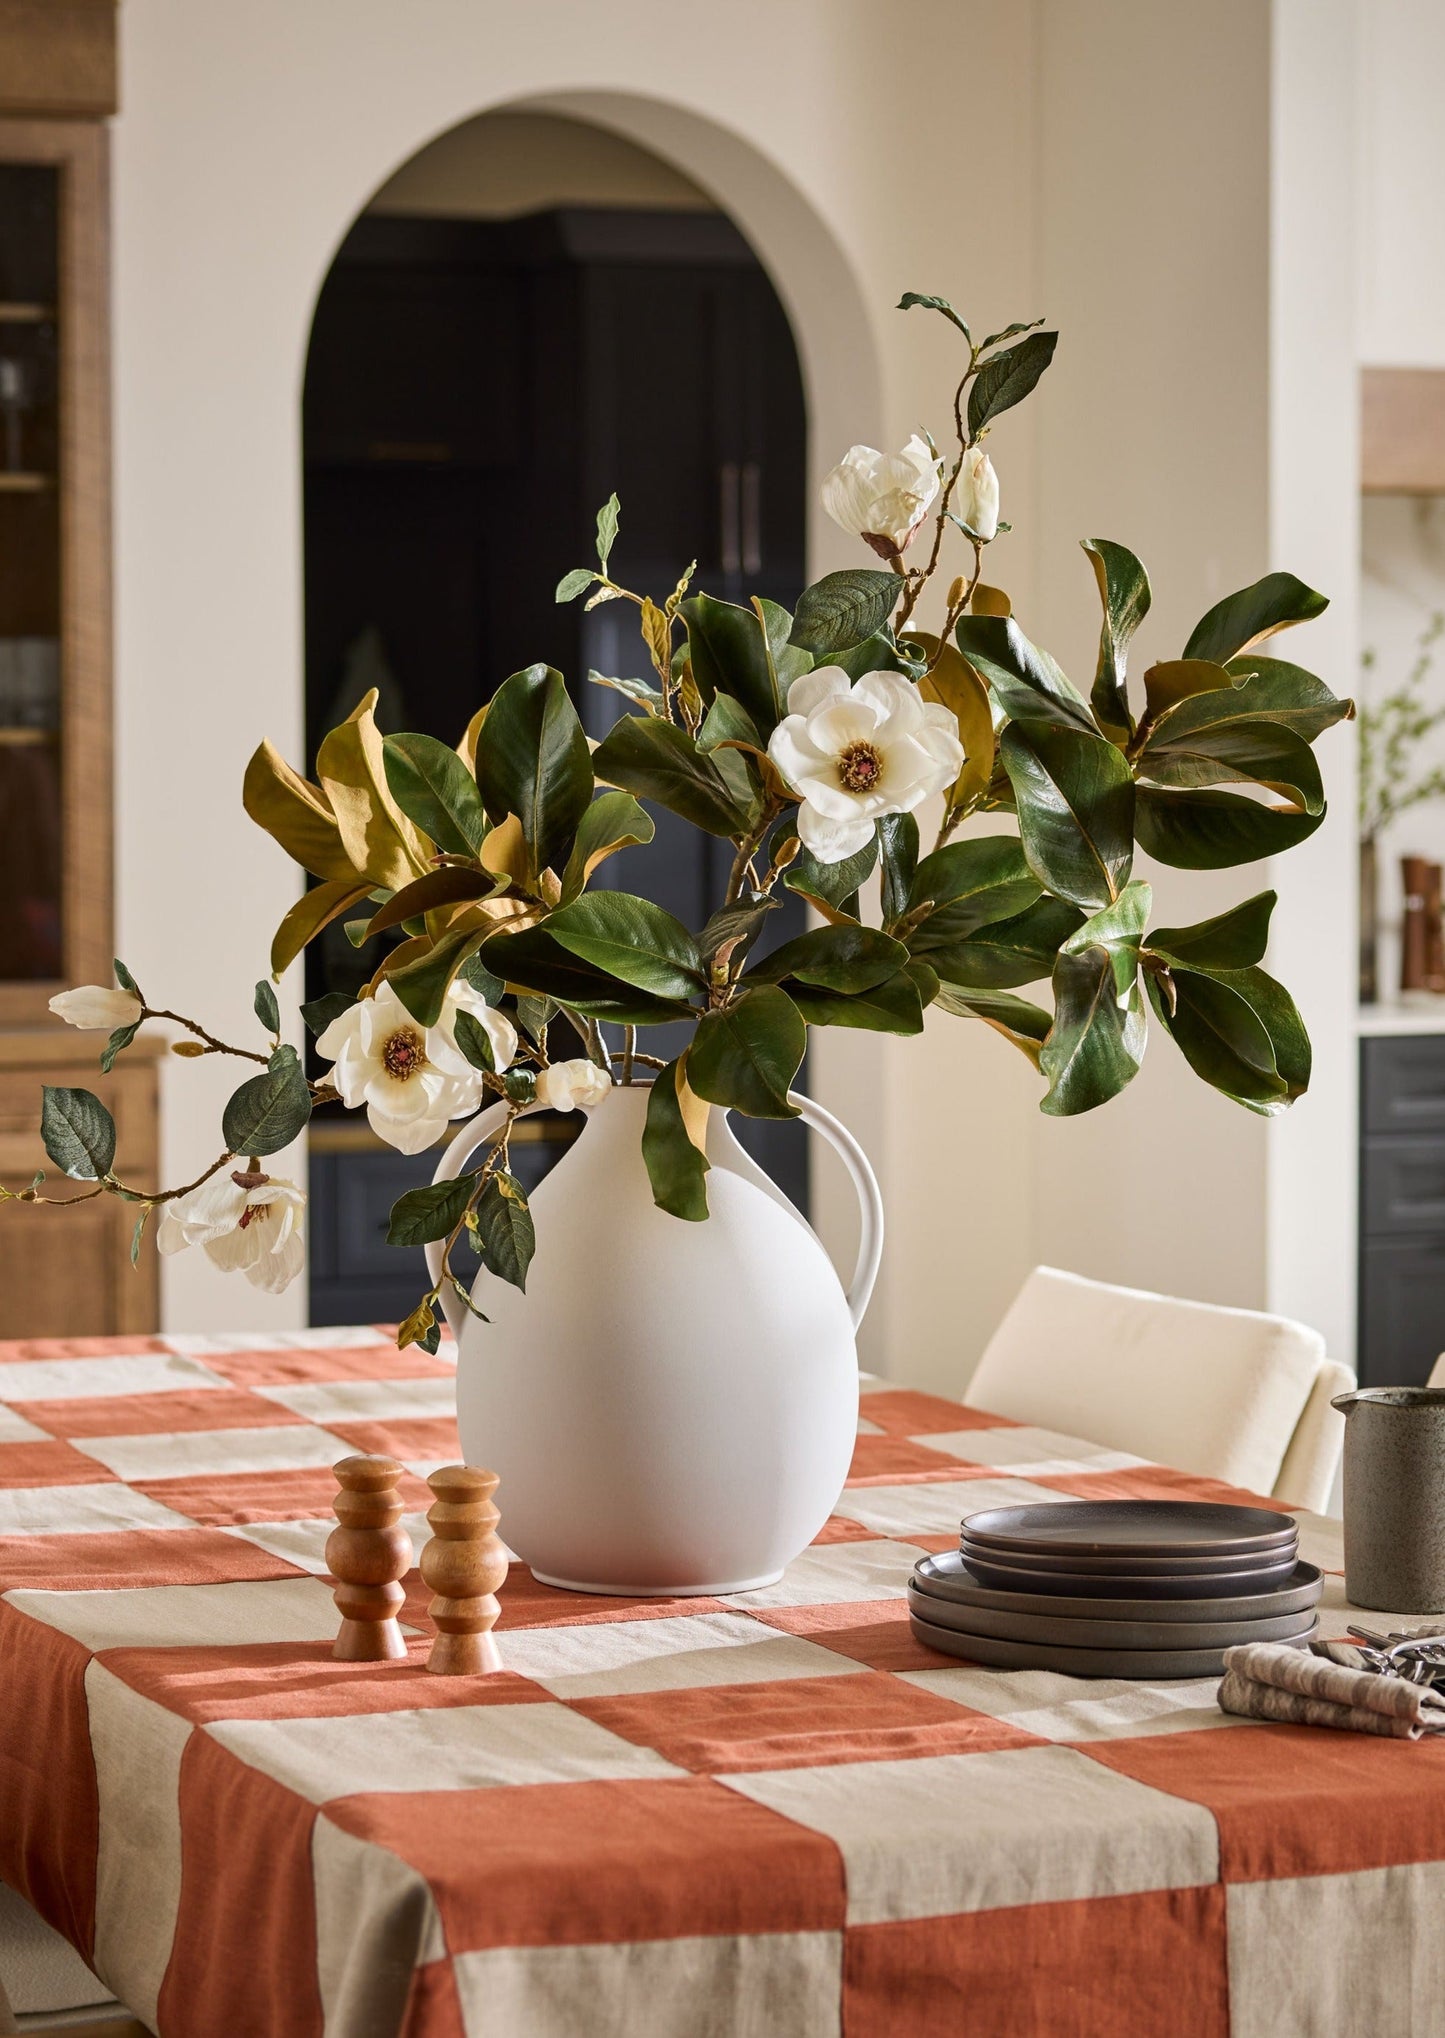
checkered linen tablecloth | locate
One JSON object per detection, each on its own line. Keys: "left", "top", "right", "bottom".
{"left": 0, "top": 1328, "right": 1438, "bottom": 2038}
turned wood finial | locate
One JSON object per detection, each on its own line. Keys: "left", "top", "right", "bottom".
{"left": 328, "top": 1454, "right": 411, "bottom": 1663}
{"left": 421, "top": 1465, "right": 507, "bottom": 1675}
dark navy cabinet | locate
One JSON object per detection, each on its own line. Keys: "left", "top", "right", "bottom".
{"left": 1359, "top": 1033, "right": 1445, "bottom": 1386}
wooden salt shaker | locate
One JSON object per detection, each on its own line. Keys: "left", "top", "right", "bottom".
{"left": 328, "top": 1454, "right": 411, "bottom": 1662}
{"left": 421, "top": 1465, "right": 507, "bottom": 1675}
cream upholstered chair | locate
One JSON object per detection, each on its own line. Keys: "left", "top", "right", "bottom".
{"left": 963, "top": 1266, "right": 1354, "bottom": 1514}
{"left": 1425, "top": 1355, "right": 1445, "bottom": 1388}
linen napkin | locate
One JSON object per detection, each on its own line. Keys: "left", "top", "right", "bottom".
{"left": 1218, "top": 1641, "right": 1445, "bottom": 1739}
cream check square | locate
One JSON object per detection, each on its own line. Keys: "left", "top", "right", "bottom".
{"left": 720, "top": 1539, "right": 927, "bottom": 1609}
{"left": 221, "top": 1513, "right": 434, "bottom": 1576}
{"left": 0, "top": 1350, "right": 232, "bottom": 1403}
{"left": 922, "top": 1426, "right": 1150, "bottom": 1477}
{"left": 163, "top": 1328, "right": 390, "bottom": 1357}
{"left": 499, "top": 1611, "right": 864, "bottom": 1698}
{"left": 0, "top": 1483, "right": 197, "bottom": 1538}
{"left": 4, "top": 1575, "right": 346, "bottom": 1649}
{"left": 725, "top": 1743, "right": 1219, "bottom": 1923}
{"left": 208, "top": 1701, "right": 684, "bottom": 1803}
{"left": 71, "top": 1423, "right": 356, "bottom": 1482}
{"left": 254, "top": 1376, "right": 458, "bottom": 1424}
{"left": 833, "top": 1477, "right": 1068, "bottom": 1540}
{"left": 0, "top": 1406, "right": 48, "bottom": 1443}
{"left": 900, "top": 1665, "right": 1242, "bottom": 1741}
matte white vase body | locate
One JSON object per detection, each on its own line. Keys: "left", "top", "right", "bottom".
{"left": 427, "top": 1084, "right": 882, "bottom": 1595}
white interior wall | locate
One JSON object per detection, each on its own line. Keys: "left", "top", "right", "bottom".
{"left": 1356, "top": 0, "right": 1445, "bottom": 369}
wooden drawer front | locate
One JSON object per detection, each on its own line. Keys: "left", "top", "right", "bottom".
{"left": 1362, "top": 1035, "right": 1445, "bottom": 1135}
{"left": 1363, "top": 1137, "right": 1445, "bottom": 1236}
{"left": 1359, "top": 1237, "right": 1445, "bottom": 1389}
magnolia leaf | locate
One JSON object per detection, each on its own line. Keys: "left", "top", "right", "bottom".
{"left": 242, "top": 740, "right": 355, "bottom": 884}
{"left": 397, "top": 1296, "right": 441, "bottom": 1355}
{"left": 908, "top": 836, "right": 1040, "bottom": 939}
{"left": 1082, "top": 538, "right": 1149, "bottom": 744}
{"left": 515, "top": 995, "right": 555, "bottom": 1047}
{"left": 788, "top": 570, "right": 902, "bottom": 657}
{"left": 1147, "top": 968, "right": 1294, "bottom": 1113}
{"left": 972, "top": 584, "right": 1012, "bottom": 617}
{"left": 1138, "top": 718, "right": 1324, "bottom": 814}
{"left": 954, "top": 614, "right": 1095, "bottom": 734}
{"left": 1001, "top": 723, "right": 1135, "bottom": 911}
{"left": 253, "top": 979, "right": 280, "bottom": 1036}
{"left": 683, "top": 592, "right": 782, "bottom": 733}
{"left": 476, "top": 1172, "right": 535, "bottom": 1290}
{"left": 40, "top": 1087, "right": 116, "bottom": 1180}
{"left": 1218, "top": 656, "right": 1354, "bottom": 741}
{"left": 479, "top": 924, "right": 694, "bottom": 1025}
{"left": 591, "top": 715, "right": 753, "bottom": 838}
{"left": 387, "top": 1172, "right": 479, "bottom": 1249}
{"left": 1148, "top": 891, "right": 1276, "bottom": 971}
{"left": 587, "top": 669, "right": 665, "bottom": 715}
{"left": 746, "top": 924, "right": 907, "bottom": 994}
{"left": 270, "top": 875, "right": 374, "bottom": 977}
{"left": 1142, "top": 659, "right": 1235, "bottom": 723}
{"left": 452, "top": 1008, "right": 497, "bottom": 1073}
{"left": 787, "top": 969, "right": 926, "bottom": 1035}
{"left": 316, "top": 689, "right": 431, "bottom": 890}
{"left": 1061, "top": 879, "right": 1152, "bottom": 1002}
{"left": 556, "top": 567, "right": 597, "bottom": 603}
{"left": 642, "top": 1056, "right": 711, "bottom": 1220}
{"left": 100, "top": 1021, "right": 140, "bottom": 1076}
{"left": 365, "top": 867, "right": 498, "bottom": 938}
{"left": 934, "top": 985, "right": 1052, "bottom": 1067}
{"left": 977, "top": 317, "right": 1046, "bottom": 352}
{"left": 383, "top": 732, "right": 489, "bottom": 858}
{"left": 546, "top": 892, "right": 702, "bottom": 998}
{"left": 474, "top": 665, "right": 593, "bottom": 883}
{"left": 967, "top": 330, "right": 1058, "bottom": 435}
{"left": 385, "top": 925, "right": 487, "bottom": 1028}
{"left": 698, "top": 895, "right": 778, "bottom": 967}
{"left": 878, "top": 814, "right": 919, "bottom": 927}
{"left": 697, "top": 691, "right": 765, "bottom": 757}
{"left": 909, "top": 635, "right": 994, "bottom": 817}
{"left": 924, "top": 894, "right": 1085, "bottom": 990}
{"left": 595, "top": 493, "right": 620, "bottom": 570}
{"left": 1040, "top": 948, "right": 1147, "bottom": 1116}
{"left": 130, "top": 1205, "right": 151, "bottom": 1268}
{"left": 783, "top": 834, "right": 878, "bottom": 918}
{"left": 1183, "top": 571, "right": 1328, "bottom": 665}
{"left": 113, "top": 959, "right": 140, "bottom": 995}
{"left": 559, "top": 791, "right": 655, "bottom": 904}
{"left": 457, "top": 704, "right": 488, "bottom": 776}
{"left": 687, "top": 986, "right": 805, "bottom": 1119}
{"left": 221, "top": 1048, "right": 312, "bottom": 1158}
{"left": 898, "top": 291, "right": 972, "bottom": 340}
{"left": 301, "top": 991, "right": 354, "bottom": 1036}
{"left": 755, "top": 597, "right": 813, "bottom": 702}
{"left": 1134, "top": 786, "right": 1324, "bottom": 869}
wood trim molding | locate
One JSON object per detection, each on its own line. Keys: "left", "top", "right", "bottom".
{"left": 1362, "top": 367, "right": 1445, "bottom": 495}
{"left": 0, "top": 1, "right": 117, "bottom": 119}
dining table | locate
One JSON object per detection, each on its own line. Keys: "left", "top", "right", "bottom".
{"left": 0, "top": 1323, "right": 1440, "bottom": 2038}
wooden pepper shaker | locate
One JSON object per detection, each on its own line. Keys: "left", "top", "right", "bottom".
{"left": 327, "top": 1454, "right": 411, "bottom": 1662}
{"left": 421, "top": 1466, "right": 507, "bottom": 1675}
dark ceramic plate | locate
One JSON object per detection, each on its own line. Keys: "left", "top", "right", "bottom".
{"left": 956, "top": 1546, "right": 1299, "bottom": 1599}
{"left": 961, "top": 1500, "right": 1297, "bottom": 1560}
{"left": 906, "top": 1579, "right": 1319, "bottom": 1651}
{"left": 913, "top": 1551, "right": 1324, "bottom": 1621}
{"left": 908, "top": 1605, "right": 1319, "bottom": 1679}
{"left": 958, "top": 1532, "right": 1297, "bottom": 1578}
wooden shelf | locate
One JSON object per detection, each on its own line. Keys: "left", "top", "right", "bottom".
{"left": 0, "top": 470, "right": 56, "bottom": 492}
{"left": 0, "top": 300, "right": 55, "bottom": 322}
{"left": 0, "top": 724, "right": 57, "bottom": 745}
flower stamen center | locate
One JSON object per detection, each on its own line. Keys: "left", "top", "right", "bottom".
{"left": 237, "top": 1203, "right": 270, "bottom": 1230}
{"left": 381, "top": 1026, "right": 427, "bottom": 1081}
{"left": 837, "top": 740, "right": 884, "bottom": 794}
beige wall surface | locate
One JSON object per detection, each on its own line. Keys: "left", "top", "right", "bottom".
{"left": 111, "top": 0, "right": 1362, "bottom": 1382}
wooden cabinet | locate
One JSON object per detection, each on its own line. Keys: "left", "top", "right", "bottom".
{"left": 0, "top": 6, "right": 145, "bottom": 1338}
{"left": 1359, "top": 1034, "right": 1445, "bottom": 1386}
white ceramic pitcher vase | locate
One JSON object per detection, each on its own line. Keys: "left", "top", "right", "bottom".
{"left": 426, "top": 1082, "right": 883, "bottom": 1595}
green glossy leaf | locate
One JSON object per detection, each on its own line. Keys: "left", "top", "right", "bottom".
{"left": 301, "top": 991, "right": 355, "bottom": 1036}
{"left": 452, "top": 1008, "right": 498, "bottom": 1073}
{"left": 1147, "top": 968, "right": 1288, "bottom": 1112}
{"left": 1061, "top": 879, "right": 1152, "bottom": 1004}
{"left": 366, "top": 867, "right": 498, "bottom": 938}
{"left": 897, "top": 291, "right": 972, "bottom": 340}
{"left": 221, "top": 1053, "right": 312, "bottom": 1158}
{"left": 698, "top": 895, "right": 778, "bottom": 967}
{"left": 924, "top": 895, "right": 1085, "bottom": 988}
{"left": 388, "top": 925, "right": 485, "bottom": 1028}
{"left": 683, "top": 593, "right": 781, "bottom": 734}
{"left": 642, "top": 1058, "right": 710, "bottom": 1221}
{"left": 977, "top": 316, "right": 1045, "bottom": 352}
{"left": 100, "top": 1021, "right": 140, "bottom": 1076}
{"left": 1082, "top": 538, "right": 1149, "bottom": 743}
{"left": 954, "top": 615, "right": 1095, "bottom": 733}
{"left": 559, "top": 791, "right": 655, "bottom": 905}
{"left": 755, "top": 598, "right": 813, "bottom": 701}
{"left": 789, "top": 570, "right": 901, "bottom": 657}
{"left": 595, "top": 493, "right": 620, "bottom": 570}
{"left": 459, "top": 953, "right": 507, "bottom": 1004}
{"left": 908, "top": 836, "right": 1041, "bottom": 938}
{"left": 746, "top": 924, "right": 907, "bottom": 994}
{"left": 967, "top": 329, "right": 1058, "bottom": 435}
{"left": 1001, "top": 723, "right": 1134, "bottom": 911}
{"left": 387, "top": 1172, "right": 479, "bottom": 1249}
{"left": 253, "top": 979, "right": 281, "bottom": 1037}
{"left": 545, "top": 892, "right": 703, "bottom": 998}
{"left": 591, "top": 715, "right": 753, "bottom": 838}
{"left": 934, "top": 985, "right": 1052, "bottom": 1067}
{"left": 130, "top": 1205, "right": 150, "bottom": 1268}
{"left": 40, "top": 1087, "right": 116, "bottom": 1180}
{"left": 687, "top": 986, "right": 805, "bottom": 1119}
{"left": 830, "top": 632, "right": 915, "bottom": 680}
{"left": 697, "top": 691, "right": 765, "bottom": 756}
{"left": 1040, "top": 948, "right": 1147, "bottom": 1116}
{"left": 1183, "top": 572, "right": 1328, "bottom": 665}
{"left": 1139, "top": 718, "right": 1324, "bottom": 813}
{"left": 476, "top": 1172, "right": 535, "bottom": 1290}
{"left": 1148, "top": 891, "right": 1276, "bottom": 971}
{"left": 1218, "top": 656, "right": 1354, "bottom": 742}
{"left": 783, "top": 834, "right": 878, "bottom": 914}
{"left": 787, "top": 969, "right": 926, "bottom": 1035}
{"left": 473, "top": 665, "right": 593, "bottom": 880}
{"left": 479, "top": 925, "right": 695, "bottom": 1025}
{"left": 556, "top": 567, "right": 597, "bottom": 604}
{"left": 113, "top": 959, "right": 140, "bottom": 995}
{"left": 1133, "top": 787, "right": 1324, "bottom": 869}
{"left": 383, "top": 732, "right": 490, "bottom": 858}
{"left": 878, "top": 813, "right": 919, "bottom": 926}
{"left": 586, "top": 669, "right": 665, "bottom": 714}
{"left": 514, "top": 995, "right": 555, "bottom": 1048}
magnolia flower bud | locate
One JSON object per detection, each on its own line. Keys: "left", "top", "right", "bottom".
{"left": 49, "top": 985, "right": 143, "bottom": 1032}
{"left": 957, "top": 446, "right": 1000, "bottom": 542}
{"left": 821, "top": 435, "right": 941, "bottom": 558}
{"left": 535, "top": 1060, "right": 613, "bottom": 1112}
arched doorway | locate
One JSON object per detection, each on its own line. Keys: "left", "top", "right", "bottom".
{"left": 301, "top": 109, "right": 811, "bottom": 1323}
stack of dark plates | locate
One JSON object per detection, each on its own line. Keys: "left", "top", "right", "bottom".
{"left": 909, "top": 1501, "right": 1322, "bottom": 1677}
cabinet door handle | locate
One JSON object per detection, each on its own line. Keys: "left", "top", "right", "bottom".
{"left": 719, "top": 462, "right": 741, "bottom": 577}
{"left": 741, "top": 461, "right": 762, "bottom": 575}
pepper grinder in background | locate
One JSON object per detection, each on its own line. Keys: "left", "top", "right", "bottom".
{"left": 1399, "top": 856, "right": 1445, "bottom": 995}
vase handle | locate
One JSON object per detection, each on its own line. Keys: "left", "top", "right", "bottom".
{"left": 424, "top": 1098, "right": 547, "bottom": 1343}
{"left": 788, "top": 1090, "right": 884, "bottom": 1333}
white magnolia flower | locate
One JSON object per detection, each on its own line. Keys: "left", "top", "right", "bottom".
{"left": 156, "top": 1170, "right": 306, "bottom": 1294}
{"left": 535, "top": 1059, "right": 612, "bottom": 1112}
{"left": 49, "top": 985, "right": 142, "bottom": 1031}
{"left": 316, "top": 979, "right": 517, "bottom": 1155}
{"left": 767, "top": 667, "right": 965, "bottom": 863}
{"left": 956, "top": 445, "right": 1000, "bottom": 541}
{"left": 821, "top": 435, "right": 941, "bottom": 558}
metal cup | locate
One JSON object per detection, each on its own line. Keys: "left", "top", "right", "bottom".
{"left": 1333, "top": 1388, "right": 1445, "bottom": 1612}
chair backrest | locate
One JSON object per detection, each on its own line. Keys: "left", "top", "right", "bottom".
{"left": 964, "top": 1265, "right": 1340, "bottom": 1503}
